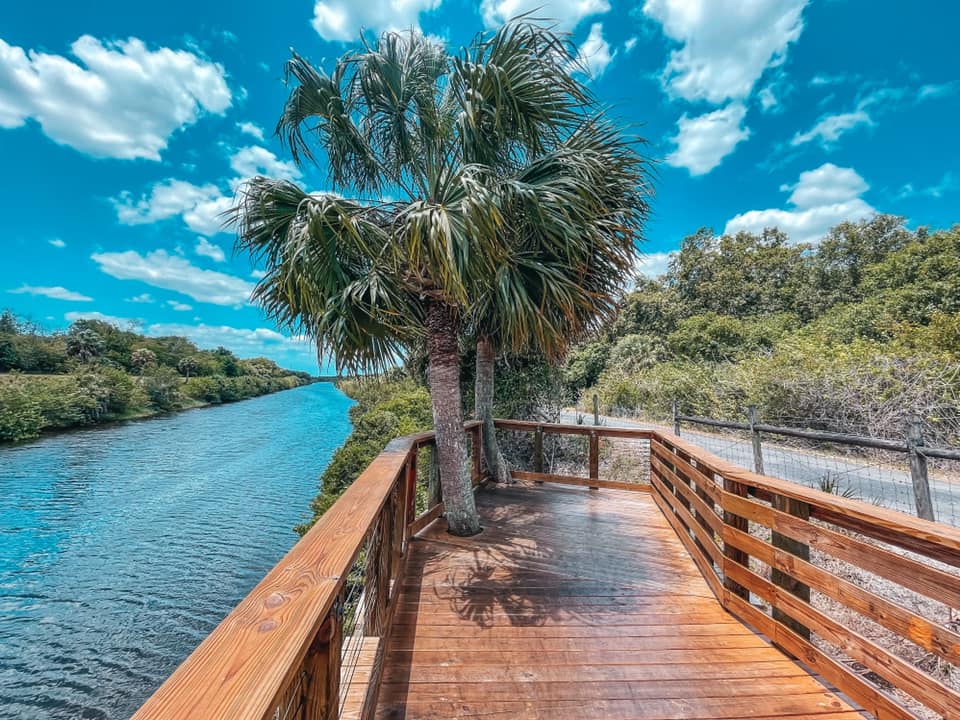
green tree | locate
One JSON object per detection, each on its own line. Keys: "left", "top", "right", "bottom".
{"left": 131, "top": 348, "right": 158, "bottom": 374}
{"left": 232, "top": 22, "right": 638, "bottom": 535}
{"left": 65, "top": 326, "right": 104, "bottom": 364}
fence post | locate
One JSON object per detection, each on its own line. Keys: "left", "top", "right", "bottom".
{"left": 404, "top": 451, "right": 418, "bottom": 535}
{"left": 592, "top": 394, "right": 600, "bottom": 426}
{"left": 722, "top": 476, "right": 750, "bottom": 601}
{"left": 302, "top": 605, "right": 342, "bottom": 720}
{"left": 672, "top": 399, "right": 680, "bottom": 436}
{"left": 907, "top": 418, "right": 935, "bottom": 521}
{"left": 534, "top": 425, "right": 544, "bottom": 483}
{"left": 588, "top": 430, "right": 599, "bottom": 489}
{"left": 427, "top": 444, "right": 441, "bottom": 508}
{"left": 771, "top": 494, "right": 811, "bottom": 642}
{"left": 747, "top": 405, "right": 765, "bottom": 475}
{"left": 471, "top": 425, "right": 482, "bottom": 485}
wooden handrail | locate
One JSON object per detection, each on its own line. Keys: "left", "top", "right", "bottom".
{"left": 133, "top": 421, "right": 480, "bottom": 720}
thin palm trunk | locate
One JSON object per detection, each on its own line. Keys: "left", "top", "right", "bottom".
{"left": 426, "top": 301, "right": 481, "bottom": 536}
{"left": 475, "top": 335, "right": 511, "bottom": 484}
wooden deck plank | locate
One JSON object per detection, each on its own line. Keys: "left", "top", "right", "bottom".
{"left": 375, "top": 484, "right": 860, "bottom": 720}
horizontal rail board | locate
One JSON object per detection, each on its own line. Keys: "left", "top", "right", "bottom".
{"left": 511, "top": 470, "right": 651, "bottom": 492}
{"left": 494, "top": 419, "right": 653, "bottom": 439}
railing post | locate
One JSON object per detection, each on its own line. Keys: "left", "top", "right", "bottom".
{"left": 747, "top": 405, "right": 765, "bottom": 475}
{"left": 771, "top": 493, "right": 811, "bottom": 641}
{"left": 471, "top": 425, "right": 482, "bottom": 484}
{"left": 364, "top": 508, "right": 390, "bottom": 636}
{"left": 592, "top": 394, "right": 600, "bottom": 426}
{"left": 302, "top": 607, "right": 342, "bottom": 720}
{"left": 722, "top": 476, "right": 750, "bottom": 601}
{"left": 588, "top": 430, "right": 599, "bottom": 490}
{"left": 534, "top": 425, "right": 544, "bottom": 483}
{"left": 404, "top": 452, "right": 417, "bottom": 534}
{"left": 907, "top": 418, "right": 935, "bottom": 521}
{"left": 427, "top": 444, "right": 441, "bottom": 508}
{"left": 672, "top": 399, "right": 680, "bottom": 436}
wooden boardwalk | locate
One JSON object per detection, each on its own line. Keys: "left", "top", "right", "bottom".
{"left": 375, "top": 483, "right": 861, "bottom": 720}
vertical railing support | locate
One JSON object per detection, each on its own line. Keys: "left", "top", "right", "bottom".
{"left": 771, "top": 494, "right": 811, "bottom": 641}
{"left": 592, "top": 394, "right": 600, "bottom": 426}
{"left": 302, "top": 606, "right": 342, "bottom": 720}
{"left": 404, "top": 452, "right": 417, "bottom": 536}
{"left": 427, "top": 443, "right": 441, "bottom": 509}
{"left": 471, "top": 425, "right": 482, "bottom": 485}
{"left": 722, "top": 476, "right": 750, "bottom": 601}
{"left": 907, "top": 418, "right": 935, "bottom": 521}
{"left": 533, "top": 425, "right": 544, "bottom": 483}
{"left": 672, "top": 399, "right": 680, "bottom": 436}
{"left": 588, "top": 431, "right": 599, "bottom": 490}
{"left": 747, "top": 405, "right": 765, "bottom": 475}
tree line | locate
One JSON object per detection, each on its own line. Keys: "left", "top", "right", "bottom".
{"left": 0, "top": 313, "right": 312, "bottom": 442}
{"left": 564, "top": 216, "right": 960, "bottom": 446}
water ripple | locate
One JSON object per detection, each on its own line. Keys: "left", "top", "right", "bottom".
{"left": 0, "top": 383, "right": 353, "bottom": 719}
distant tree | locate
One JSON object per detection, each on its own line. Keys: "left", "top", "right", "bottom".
{"left": 177, "top": 356, "right": 200, "bottom": 380}
{"left": 212, "top": 347, "right": 240, "bottom": 377}
{"left": 66, "top": 326, "right": 104, "bottom": 364}
{"left": 131, "top": 348, "right": 158, "bottom": 374}
{"left": 0, "top": 310, "right": 19, "bottom": 335}
{"left": 142, "top": 366, "right": 181, "bottom": 410}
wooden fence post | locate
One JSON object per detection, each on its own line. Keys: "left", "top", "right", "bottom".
{"left": 588, "top": 431, "right": 599, "bottom": 490}
{"left": 747, "top": 405, "right": 765, "bottom": 475}
{"left": 302, "top": 607, "right": 342, "bottom": 720}
{"left": 722, "top": 476, "right": 750, "bottom": 601}
{"left": 404, "top": 452, "right": 417, "bottom": 534}
{"left": 907, "top": 418, "right": 935, "bottom": 521}
{"left": 672, "top": 399, "right": 680, "bottom": 436}
{"left": 592, "top": 394, "right": 600, "bottom": 426}
{"left": 534, "top": 425, "right": 544, "bottom": 483}
{"left": 471, "top": 425, "right": 482, "bottom": 485}
{"left": 427, "top": 444, "right": 441, "bottom": 509}
{"left": 771, "top": 494, "right": 811, "bottom": 641}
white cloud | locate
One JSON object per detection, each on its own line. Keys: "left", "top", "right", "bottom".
{"left": 113, "top": 179, "right": 233, "bottom": 236}
{"left": 574, "top": 23, "right": 614, "bottom": 79}
{"left": 9, "top": 285, "right": 92, "bottom": 302}
{"left": 237, "top": 121, "right": 265, "bottom": 140}
{"left": 166, "top": 300, "right": 193, "bottom": 311}
{"left": 195, "top": 237, "right": 226, "bottom": 262}
{"left": 127, "top": 293, "right": 155, "bottom": 303}
{"left": 635, "top": 251, "right": 673, "bottom": 279}
{"left": 48, "top": 238, "right": 66, "bottom": 248}
{"left": 0, "top": 35, "right": 230, "bottom": 160}
{"left": 624, "top": 37, "right": 638, "bottom": 53}
{"left": 481, "top": 0, "right": 609, "bottom": 30}
{"left": 229, "top": 145, "right": 301, "bottom": 183}
{"left": 758, "top": 87, "right": 778, "bottom": 112}
{"left": 791, "top": 110, "right": 871, "bottom": 148}
{"left": 918, "top": 82, "right": 957, "bottom": 101}
{"left": 666, "top": 102, "right": 750, "bottom": 176}
{"left": 312, "top": 0, "right": 443, "bottom": 42}
{"left": 91, "top": 249, "right": 255, "bottom": 306}
{"left": 146, "top": 322, "right": 316, "bottom": 367}
{"left": 642, "top": 0, "right": 807, "bottom": 104}
{"left": 724, "top": 163, "right": 875, "bottom": 245}
{"left": 250, "top": 269, "right": 267, "bottom": 279}
{"left": 65, "top": 311, "right": 141, "bottom": 328}
{"left": 897, "top": 172, "right": 958, "bottom": 200}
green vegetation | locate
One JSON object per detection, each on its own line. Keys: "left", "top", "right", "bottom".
{"left": 566, "top": 216, "right": 960, "bottom": 445}
{"left": 0, "top": 314, "right": 312, "bottom": 443}
{"left": 233, "top": 20, "right": 650, "bottom": 536}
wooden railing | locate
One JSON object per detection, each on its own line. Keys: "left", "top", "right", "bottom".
{"left": 134, "top": 419, "right": 958, "bottom": 720}
{"left": 132, "top": 421, "right": 482, "bottom": 720}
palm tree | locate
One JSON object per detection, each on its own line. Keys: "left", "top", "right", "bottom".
{"left": 469, "top": 119, "right": 652, "bottom": 482}
{"left": 230, "top": 20, "right": 640, "bottom": 535}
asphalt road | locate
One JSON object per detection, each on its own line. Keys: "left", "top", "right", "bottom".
{"left": 559, "top": 411, "right": 958, "bottom": 527}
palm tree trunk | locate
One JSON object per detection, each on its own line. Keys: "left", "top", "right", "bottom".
{"left": 426, "top": 300, "right": 481, "bottom": 536}
{"left": 475, "top": 335, "right": 511, "bottom": 484}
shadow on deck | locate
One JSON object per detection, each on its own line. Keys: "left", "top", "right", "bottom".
{"left": 376, "top": 483, "right": 859, "bottom": 720}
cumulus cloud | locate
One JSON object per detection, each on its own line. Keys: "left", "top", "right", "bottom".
{"left": 127, "top": 293, "right": 155, "bottom": 303}
{"left": 146, "top": 322, "right": 317, "bottom": 368}
{"left": 666, "top": 103, "right": 750, "bottom": 176}
{"left": 635, "top": 251, "right": 673, "bottom": 279}
{"left": 9, "top": 285, "right": 93, "bottom": 302}
{"left": 312, "top": 0, "right": 443, "bottom": 42}
{"left": 481, "top": 0, "right": 609, "bottom": 30}
{"left": 724, "top": 163, "right": 875, "bottom": 245}
{"left": 0, "top": 35, "right": 230, "bottom": 160}
{"left": 113, "top": 145, "right": 298, "bottom": 235}
{"left": 574, "top": 23, "right": 614, "bottom": 79}
{"left": 65, "top": 311, "right": 141, "bottom": 328}
{"left": 48, "top": 238, "right": 66, "bottom": 248}
{"left": 166, "top": 300, "right": 193, "bottom": 311}
{"left": 91, "top": 249, "right": 255, "bottom": 306}
{"left": 237, "top": 121, "right": 265, "bottom": 140}
{"left": 195, "top": 237, "right": 227, "bottom": 262}
{"left": 642, "top": 0, "right": 807, "bottom": 104}
{"left": 792, "top": 110, "right": 872, "bottom": 148}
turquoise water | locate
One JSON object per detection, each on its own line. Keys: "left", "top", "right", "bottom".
{"left": 0, "top": 382, "right": 353, "bottom": 719}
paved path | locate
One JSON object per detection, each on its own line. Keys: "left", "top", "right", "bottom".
{"left": 559, "top": 412, "right": 958, "bottom": 526}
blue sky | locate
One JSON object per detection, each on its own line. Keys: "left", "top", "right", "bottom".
{"left": 2, "top": 1, "right": 957, "bottom": 373}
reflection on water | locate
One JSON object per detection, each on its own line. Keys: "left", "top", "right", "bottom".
{"left": 0, "top": 383, "right": 353, "bottom": 719}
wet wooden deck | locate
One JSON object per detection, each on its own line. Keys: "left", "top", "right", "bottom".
{"left": 375, "top": 483, "right": 861, "bottom": 720}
